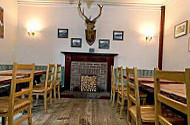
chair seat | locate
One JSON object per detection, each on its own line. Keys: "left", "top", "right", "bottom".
{"left": 33, "top": 84, "right": 52, "bottom": 93}
{"left": 129, "top": 105, "right": 184, "bottom": 124}
{"left": 0, "top": 97, "right": 30, "bottom": 114}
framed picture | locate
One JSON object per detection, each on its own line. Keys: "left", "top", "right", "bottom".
{"left": 0, "top": 7, "right": 4, "bottom": 38}
{"left": 99, "top": 39, "right": 110, "bottom": 49}
{"left": 113, "top": 31, "right": 124, "bottom": 40}
{"left": 188, "top": 37, "right": 190, "bottom": 52}
{"left": 58, "top": 29, "right": 68, "bottom": 38}
{"left": 71, "top": 38, "right": 82, "bottom": 47}
{"left": 174, "top": 21, "right": 188, "bottom": 38}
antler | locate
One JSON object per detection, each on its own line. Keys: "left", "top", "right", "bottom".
{"left": 78, "top": 0, "right": 90, "bottom": 21}
{"left": 92, "top": 4, "right": 103, "bottom": 22}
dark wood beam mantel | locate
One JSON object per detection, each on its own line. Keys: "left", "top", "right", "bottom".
{"left": 61, "top": 51, "right": 118, "bottom": 92}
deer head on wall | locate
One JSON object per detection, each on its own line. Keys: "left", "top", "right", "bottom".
{"left": 78, "top": 1, "right": 103, "bottom": 46}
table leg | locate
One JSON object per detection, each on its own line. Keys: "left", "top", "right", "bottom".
{"left": 2, "top": 117, "right": 6, "bottom": 125}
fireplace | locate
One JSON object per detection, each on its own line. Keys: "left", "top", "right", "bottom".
{"left": 70, "top": 61, "right": 107, "bottom": 92}
{"left": 61, "top": 51, "right": 118, "bottom": 94}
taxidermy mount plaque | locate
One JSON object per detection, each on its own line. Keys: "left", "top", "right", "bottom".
{"left": 78, "top": 1, "right": 103, "bottom": 46}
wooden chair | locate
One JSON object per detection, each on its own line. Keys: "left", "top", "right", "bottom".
{"left": 154, "top": 68, "right": 189, "bottom": 125}
{"left": 116, "top": 66, "right": 147, "bottom": 119}
{"left": 127, "top": 67, "right": 155, "bottom": 125}
{"left": 110, "top": 66, "right": 117, "bottom": 107}
{"left": 53, "top": 64, "right": 61, "bottom": 100}
{"left": 127, "top": 67, "right": 185, "bottom": 125}
{"left": 32, "top": 64, "right": 55, "bottom": 113}
{"left": 0, "top": 62, "right": 35, "bottom": 125}
{"left": 116, "top": 66, "right": 127, "bottom": 118}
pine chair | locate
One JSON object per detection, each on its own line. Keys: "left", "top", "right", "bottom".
{"left": 127, "top": 67, "right": 155, "bottom": 125}
{"left": 53, "top": 64, "right": 61, "bottom": 100}
{"left": 32, "top": 64, "right": 55, "bottom": 113}
{"left": 0, "top": 62, "right": 35, "bottom": 125}
{"left": 154, "top": 68, "right": 189, "bottom": 125}
{"left": 127, "top": 67, "right": 185, "bottom": 125}
{"left": 116, "top": 66, "right": 127, "bottom": 118}
{"left": 110, "top": 66, "right": 117, "bottom": 107}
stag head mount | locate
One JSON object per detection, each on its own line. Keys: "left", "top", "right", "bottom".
{"left": 78, "top": 0, "right": 103, "bottom": 46}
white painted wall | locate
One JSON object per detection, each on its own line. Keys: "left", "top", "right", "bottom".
{"left": 0, "top": 0, "right": 17, "bottom": 64}
{"left": 16, "top": 3, "right": 160, "bottom": 69}
{"left": 163, "top": 0, "right": 190, "bottom": 70}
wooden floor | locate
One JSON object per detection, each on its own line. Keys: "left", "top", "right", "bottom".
{"left": 17, "top": 98, "right": 126, "bottom": 125}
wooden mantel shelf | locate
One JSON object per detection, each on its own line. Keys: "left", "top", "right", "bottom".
{"left": 60, "top": 51, "right": 118, "bottom": 92}
{"left": 61, "top": 51, "right": 118, "bottom": 57}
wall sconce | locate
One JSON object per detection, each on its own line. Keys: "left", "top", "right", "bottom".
{"left": 27, "top": 29, "right": 36, "bottom": 36}
{"left": 27, "top": 21, "right": 41, "bottom": 36}
{"left": 145, "top": 35, "right": 153, "bottom": 41}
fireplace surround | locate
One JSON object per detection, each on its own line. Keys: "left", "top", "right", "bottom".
{"left": 61, "top": 51, "right": 118, "bottom": 93}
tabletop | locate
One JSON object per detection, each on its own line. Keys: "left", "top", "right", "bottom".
{"left": 0, "top": 70, "right": 46, "bottom": 86}
{"left": 140, "top": 82, "right": 186, "bottom": 103}
{"left": 0, "top": 70, "right": 46, "bottom": 76}
{"left": 0, "top": 76, "right": 22, "bottom": 86}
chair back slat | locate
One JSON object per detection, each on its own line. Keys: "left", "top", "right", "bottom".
{"left": 45, "top": 64, "right": 55, "bottom": 90}
{"left": 54, "top": 64, "right": 61, "bottom": 86}
{"left": 15, "top": 77, "right": 33, "bottom": 84}
{"left": 154, "top": 68, "right": 190, "bottom": 125}
{"left": 117, "top": 66, "right": 124, "bottom": 94}
{"left": 126, "top": 67, "right": 142, "bottom": 125}
{"left": 156, "top": 70, "right": 185, "bottom": 83}
{"left": 9, "top": 62, "right": 35, "bottom": 116}
{"left": 14, "top": 89, "right": 31, "bottom": 98}
{"left": 111, "top": 66, "right": 116, "bottom": 89}
{"left": 157, "top": 93, "right": 187, "bottom": 114}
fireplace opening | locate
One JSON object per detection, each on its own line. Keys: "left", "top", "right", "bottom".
{"left": 70, "top": 61, "right": 107, "bottom": 92}
{"left": 80, "top": 75, "right": 97, "bottom": 92}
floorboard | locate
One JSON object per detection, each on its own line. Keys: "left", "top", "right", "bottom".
{"left": 16, "top": 98, "right": 127, "bottom": 125}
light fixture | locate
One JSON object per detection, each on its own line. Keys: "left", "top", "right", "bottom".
{"left": 145, "top": 35, "right": 153, "bottom": 41}
{"left": 27, "top": 30, "right": 35, "bottom": 36}
{"left": 144, "top": 27, "right": 154, "bottom": 42}
{"left": 27, "top": 25, "right": 37, "bottom": 36}
{"left": 27, "top": 20, "right": 41, "bottom": 36}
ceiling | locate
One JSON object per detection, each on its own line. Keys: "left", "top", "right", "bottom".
{"left": 17, "top": 0, "right": 173, "bottom": 6}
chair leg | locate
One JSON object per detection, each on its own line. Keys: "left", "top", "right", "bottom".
{"left": 119, "top": 97, "right": 124, "bottom": 118}
{"left": 116, "top": 93, "right": 119, "bottom": 111}
{"left": 44, "top": 94, "right": 47, "bottom": 113}
{"left": 58, "top": 85, "right": 60, "bottom": 100}
{"left": 2, "top": 117, "right": 6, "bottom": 125}
{"left": 110, "top": 90, "right": 113, "bottom": 102}
{"left": 28, "top": 105, "right": 32, "bottom": 125}
{"left": 36, "top": 94, "right": 39, "bottom": 105}
{"left": 127, "top": 110, "right": 131, "bottom": 125}
{"left": 54, "top": 86, "right": 56, "bottom": 100}
{"left": 50, "top": 91, "right": 52, "bottom": 105}
{"left": 8, "top": 112, "right": 14, "bottom": 125}
{"left": 142, "top": 97, "right": 146, "bottom": 105}
{"left": 112, "top": 91, "right": 115, "bottom": 107}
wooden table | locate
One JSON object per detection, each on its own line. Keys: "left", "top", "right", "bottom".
{"left": 140, "top": 82, "right": 186, "bottom": 103}
{"left": 0, "top": 70, "right": 46, "bottom": 76}
{"left": 0, "top": 70, "right": 46, "bottom": 86}
{"left": 0, "top": 76, "right": 24, "bottom": 86}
